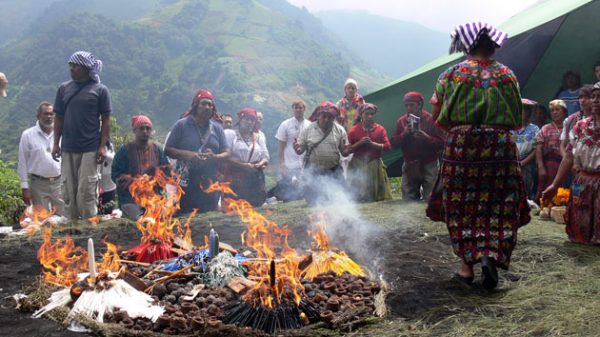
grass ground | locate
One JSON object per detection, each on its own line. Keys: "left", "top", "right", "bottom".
{"left": 2, "top": 198, "right": 599, "bottom": 337}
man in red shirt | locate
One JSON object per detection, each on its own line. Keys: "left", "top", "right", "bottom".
{"left": 391, "top": 91, "right": 444, "bottom": 201}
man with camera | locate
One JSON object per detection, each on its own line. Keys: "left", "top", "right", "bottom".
{"left": 391, "top": 91, "right": 444, "bottom": 201}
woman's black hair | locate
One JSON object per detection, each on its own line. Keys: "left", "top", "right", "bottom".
{"left": 469, "top": 34, "right": 497, "bottom": 58}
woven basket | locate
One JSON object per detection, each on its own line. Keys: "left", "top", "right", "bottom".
{"left": 550, "top": 206, "right": 566, "bottom": 224}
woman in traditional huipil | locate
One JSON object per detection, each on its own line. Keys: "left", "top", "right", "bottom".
{"left": 542, "top": 85, "right": 600, "bottom": 244}
{"left": 336, "top": 78, "right": 365, "bottom": 131}
{"left": 427, "top": 23, "right": 530, "bottom": 289}
{"left": 512, "top": 99, "right": 540, "bottom": 201}
{"left": 536, "top": 99, "right": 568, "bottom": 202}
{"left": 223, "top": 108, "right": 269, "bottom": 207}
{"left": 346, "top": 103, "right": 392, "bottom": 202}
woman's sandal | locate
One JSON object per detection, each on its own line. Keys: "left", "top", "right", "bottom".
{"left": 481, "top": 257, "right": 499, "bottom": 290}
{"left": 453, "top": 272, "right": 474, "bottom": 286}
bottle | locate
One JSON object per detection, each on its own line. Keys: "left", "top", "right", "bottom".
{"left": 208, "top": 228, "right": 219, "bottom": 259}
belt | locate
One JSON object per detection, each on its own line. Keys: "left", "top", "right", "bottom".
{"left": 449, "top": 124, "right": 512, "bottom": 132}
{"left": 30, "top": 173, "right": 61, "bottom": 182}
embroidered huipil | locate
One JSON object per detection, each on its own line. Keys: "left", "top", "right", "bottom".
{"left": 431, "top": 59, "right": 522, "bottom": 129}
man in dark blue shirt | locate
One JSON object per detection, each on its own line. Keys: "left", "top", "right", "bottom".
{"left": 52, "top": 51, "right": 112, "bottom": 220}
{"left": 165, "top": 89, "right": 230, "bottom": 213}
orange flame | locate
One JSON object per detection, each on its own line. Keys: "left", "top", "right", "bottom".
{"left": 97, "top": 238, "right": 122, "bottom": 274}
{"left": 37, "top": 227, "right": 88, "bottom": 287}
{"left": 226, "top": 198, "right": 303, "bottom": 308}
{"left": 129, "top": 168, "right": 189, "bottom": 245}
{"left": 20, "top": 205, "right": 55, "bottom": 236}
{"left": 203, "top": 180, "right": 238, "bottom": 196}
{"left": 302, "top": 213, "right": 365, "bottom": 280}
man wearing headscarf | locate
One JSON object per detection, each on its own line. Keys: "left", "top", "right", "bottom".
{"left": 294, "top": 101, "right": 349, "bottom": 206}
{"left": 52, "top": 51, "right": 112, "bottom": 220}
{"left": 112, "top": 115, "right": 169, "bottom": 220}
{"left": 165, "top": 89, "right": 230, "bottom": 213}
{"left": 391, "top": 91, "right": 444, "bottom": 202}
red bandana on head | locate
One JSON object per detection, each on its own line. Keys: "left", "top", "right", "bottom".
{"left": 237, "top": 107, "right": 257, "bottom": 120}
{"left": 403, "top": 91, "right": 424, "bottom": 104}
{"left": 308, "top": 101, "right": 339, "bottom": 122}
{"left": 131, "top": 115, "right": 152, "bottom": 129}
{"left": 192, "top": 89, "right": 214, "bottom": 106}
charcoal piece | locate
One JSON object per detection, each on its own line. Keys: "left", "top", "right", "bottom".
{"left": 190, "top": 316, "right": 205, "bottom": 329}
{"left": 121, "top": 318, "right": 135, "bottom": 329}
{"left": 166, "top": 282, "right": 181, "bottom": 292}
{"left": 181, "top": 302, "right": 199, "bottom": 314}
{"left": 349, "top": 282, "right": 363, "bottom": 292}
{"left": 326, "top": 298, "right": 340, "bottom": 312}
{"left": 320, "top": 310, "right": 334, "bottom": 323}
{"left": 195, "top": 296, "right": 206, "bottom": 307}
{"left": 171, "top": 289, "right": 185, "bottom": 299}
{"left": 313, "top": 292, "right": 328, "bottom": 303}
{"left": 112, "top": 309, "right": 129, "bottom": 322}
{"left": 169, "top": 316, "right": 187, "bottom": 330}
{"left": 323, "top": 282, "right": 336, "bottom": 292}
{"left": 162, "top": 327, "right": 176, "bottom": 335}
{"left": 164, "top": 303, "right": 178, "bottom": 314}
{"left": 136, "top": 319, "right": 153, "bottom": 331}
{"left": 156, "top": 315, "right": 170, "bottom": 328}
{"left": 335, "top": 287, "right": 347, "bottom": 296}
{"left": 205, "top": 294, "right": 216, "bottom": 304}
{"left": 207, "top": 318, "right": 221, "bottom": 328}
{"left": 164, "top": 295, "right": 177, "bottom": 304}
{"left": 207, "top": 303, "right": 220, "bottom": 316}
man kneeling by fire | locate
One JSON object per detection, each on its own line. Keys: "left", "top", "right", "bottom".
{"left": 112, "top": 115, "right": 170, "bottom": 220}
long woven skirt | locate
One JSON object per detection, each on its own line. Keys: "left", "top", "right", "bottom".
{"left": 565, "top": 171, "right": 600, "bottom": 244}
{"left": 428, "top": 126, "right": 531, "bottom": 269}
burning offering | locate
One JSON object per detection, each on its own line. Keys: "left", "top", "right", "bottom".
{"left": 302, "top": 213, "right": 366, "bottom": 280}
{"left": 125, "top": 169, "right": 191, "bottom": 263}
{"left": 21, "top": 183, "right": 385, "bottom": 336}
{"left": 33, "top": 235, "right": 164, "bottom": 328}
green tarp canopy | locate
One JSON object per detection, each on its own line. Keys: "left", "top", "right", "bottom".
{"left": 365, "top": 0, "right": 600, "bottom": 171}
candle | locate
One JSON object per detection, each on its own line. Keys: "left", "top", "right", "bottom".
{"left": 208, "top": 228, "right": 219, "bottom": 259}
{"left": 88, "top": 238, "right": 96, "bottom": 282}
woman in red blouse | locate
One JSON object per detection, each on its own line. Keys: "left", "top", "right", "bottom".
{"left": 346, "top": 103, "right": 392, "bottom": 201}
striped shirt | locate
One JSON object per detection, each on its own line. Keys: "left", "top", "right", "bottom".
{"left": 431, "top": 59, "right": 522, "bottom": 129}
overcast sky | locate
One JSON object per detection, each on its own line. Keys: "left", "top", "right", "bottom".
{"left": 287, "top": 0, "right": 540, "bottom": 33}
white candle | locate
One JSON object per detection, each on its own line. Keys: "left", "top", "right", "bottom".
{"left": 88, "top": 238, "right": 96, "bottom": 282}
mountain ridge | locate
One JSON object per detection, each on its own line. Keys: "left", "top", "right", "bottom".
{"left": 0, "top": 0, "right": 388, "bottom": 160}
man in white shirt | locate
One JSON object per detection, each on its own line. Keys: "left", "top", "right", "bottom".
{"left": 272, "top": 100, "right": 311, "bottom": 201}
{"left": 17, "top": 102, "right": 64, "bottom": 214}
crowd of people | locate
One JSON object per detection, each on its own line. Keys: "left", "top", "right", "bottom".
{"left": 8, "top": 22, "right": 600, "bottom": 290}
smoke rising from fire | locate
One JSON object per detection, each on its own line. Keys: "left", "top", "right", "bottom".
{"left": 301, "top": 170, "right": 385, "bottom": 277}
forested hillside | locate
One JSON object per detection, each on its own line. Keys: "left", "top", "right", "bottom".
{"left": 0, "top": 0, "right": 388, "bottom": 160}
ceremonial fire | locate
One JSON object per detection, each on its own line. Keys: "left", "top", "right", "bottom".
{"left": 126, "top": 168, "right": 192, "bottom": 262}
{"left": 26, "top": 173, "right": 384, "bottom": 335}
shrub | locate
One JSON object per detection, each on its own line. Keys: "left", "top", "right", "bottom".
{"left": 0, "top": 160, "right": 25, "bottom": 224}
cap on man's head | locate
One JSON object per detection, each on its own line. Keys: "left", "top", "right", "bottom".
{"left": 403, "top": 91, "right": 424, "bottom": 104}
{"left": 344, "top": 78, "right": 358, "bottom": 89}
{"left": 521, "top": 98, "right": 538, "bottom": 106}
